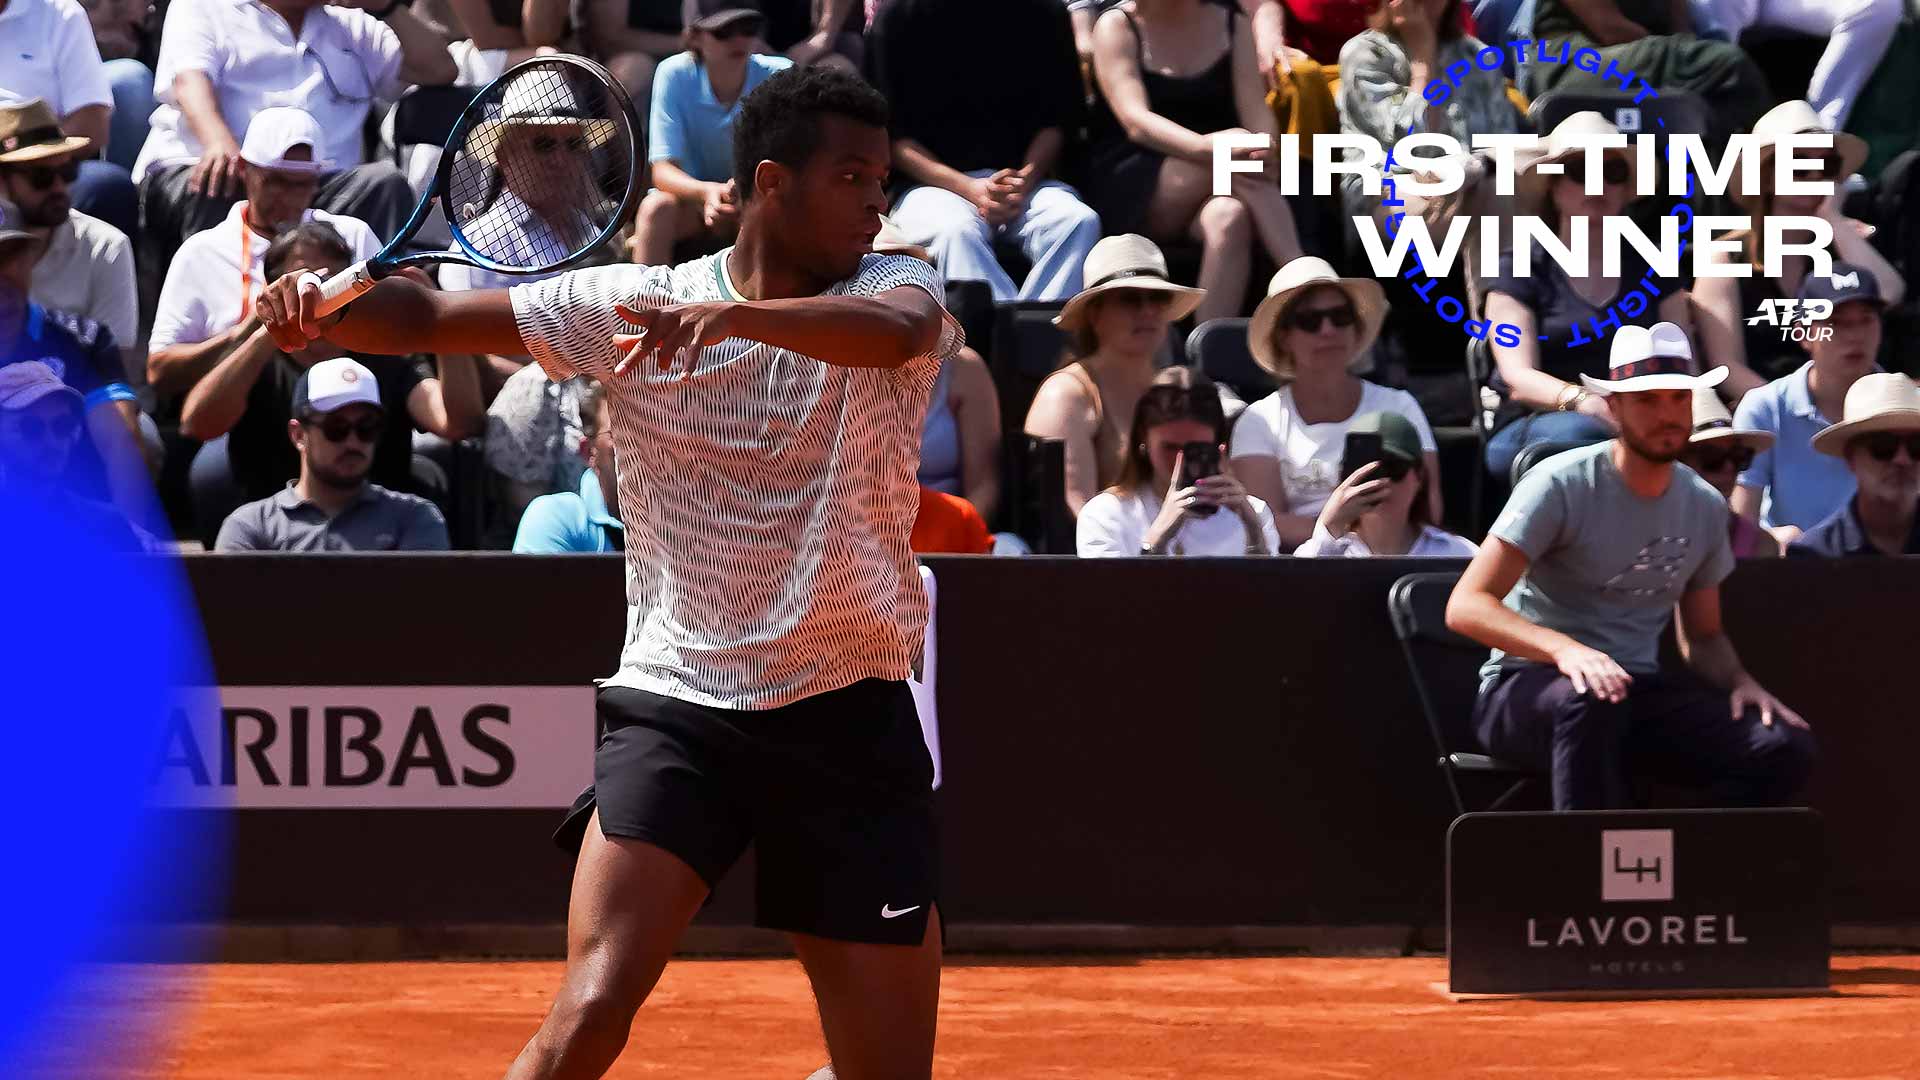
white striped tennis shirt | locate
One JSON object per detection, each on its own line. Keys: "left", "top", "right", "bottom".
{"left": 510, "top": 250, "right": 962, "bottom": 710}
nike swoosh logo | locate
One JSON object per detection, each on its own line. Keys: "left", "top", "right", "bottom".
{"left": 880, "top": 904, "right": 921, "bottom": 919}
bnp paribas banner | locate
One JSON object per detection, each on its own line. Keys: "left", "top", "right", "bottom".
{"left": 149, "top": 687, "right": 595, "bottom": 809}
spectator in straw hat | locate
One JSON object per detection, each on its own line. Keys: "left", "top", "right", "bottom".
{"left": 1025, "top": 233, "right": 1205, "bottom": 515}
{"left": 1483, "top": 111, "right": 1694, "bottom": 478}
{"left": 1682, "top": 388, "right": 1778, "bottom": 559}
{"left": 1730, "top": 262, "right": 1887, "bottom": 542}
{"left": 446, "top": 69, "right": 621, "bottom": 293}
{"left": 1448, "top": 321, "right": 1813, "bottom": 812}
{"left": 1789, "top": 373, "right": 1920, "bottom": 558}
{"left": 1230, "top": 254, "right": 1438, "bottom": 549}
{"left": 0, "top": 100, "right": 138, "bottom": 394}
{"left": 1693, "top": 103, "right": 1899, "bottom": 395}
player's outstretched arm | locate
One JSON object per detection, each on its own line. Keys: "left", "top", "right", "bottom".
{"left": 256, "top": 272, "right": 528, "bottom": 359}
{"left": 612, "top": 287, "right": 946, "bottom": 376}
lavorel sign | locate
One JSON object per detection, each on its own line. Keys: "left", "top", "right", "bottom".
{"left": 1448, "top": 809, "right": 1828, "bottom": 996}
{"left": 150, "top": 687, "right": 595, "bottom": 808}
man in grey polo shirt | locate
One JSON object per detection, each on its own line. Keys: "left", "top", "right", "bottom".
{"left": 215, "top": 356, "right": 448, "bottom": 552}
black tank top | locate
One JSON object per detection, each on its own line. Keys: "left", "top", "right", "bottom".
{"left": 1089, "top": 2, "right": 1240, "bottom": 153}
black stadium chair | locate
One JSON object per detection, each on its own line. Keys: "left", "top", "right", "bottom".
{"left": 1184, "top": 317, "right": 1275, "bottom": 404}
{"left": 1508, "top": 438, "right": 1600, "bottom": 489}
{"left": 987, "top": 300, "right": 1069, "bottom": 434}
{"left": 944, "top": 280, "right": 995, "bottom": 366}
{"left": 1387, "top": 572, "right": 1542, "bottom": 819}
{"left": 390, "top": 84, "right": 482, "bottom": 165}
{"left": 996, "top": 435, "right": 1074, "bottom": 553}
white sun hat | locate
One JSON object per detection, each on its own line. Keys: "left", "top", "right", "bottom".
{"left": 1580, "top": 322, "right": 1728, "bottom": 396}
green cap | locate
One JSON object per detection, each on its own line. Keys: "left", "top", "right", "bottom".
{"left": 1351, "top": 411, "right": 1421, "bottom": 463}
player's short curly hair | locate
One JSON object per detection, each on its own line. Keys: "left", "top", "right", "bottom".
{"left": 733, "top": 66, "right": 889, "bottom": 204}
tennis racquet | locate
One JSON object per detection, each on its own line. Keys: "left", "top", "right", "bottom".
{"left": 301, "top": 54, "right": 642, "bottom": 316}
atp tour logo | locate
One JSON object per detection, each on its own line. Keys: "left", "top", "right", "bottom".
{"left": 1746, "top": 297, "right": 1836, "bottom": 342}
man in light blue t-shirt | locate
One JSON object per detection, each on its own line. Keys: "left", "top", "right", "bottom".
{"left": 1448, "top": 323, "right": 1814, "bottom": 811}
{"left": 1731, "top": 262, "right": 1886, "bottom": 537}
{"left": 513, "top": 381, "right": 624, "bottom": 553}
{"left": 630, "top": 0, "right": 793, "bottom": 264}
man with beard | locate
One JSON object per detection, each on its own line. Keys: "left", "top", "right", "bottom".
{"left": 1446, "top": 322, "right": 1815, "bottom": 811}
{"left": 148, "top": 107, "right": 381, "bottom": 398}
{"left": 213, "top": 355, "right": 449, "bottom": 551}
{"left": 0, "top": 100, "right": 140, "bottom": 394}
{"left": 181, "top": 220, "right": 480, "bottom": 546}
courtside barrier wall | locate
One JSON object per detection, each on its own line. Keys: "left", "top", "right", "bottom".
{"left": 169, "top": 555, "right": 1920, "bottom": 933}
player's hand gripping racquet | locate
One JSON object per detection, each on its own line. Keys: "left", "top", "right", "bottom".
{"left": 298, "top": 54, "right": 641, "bottom": 316}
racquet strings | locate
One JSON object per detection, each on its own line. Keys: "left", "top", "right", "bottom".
{"left": 446, "top": 61, "right": 636, "bottom": 270}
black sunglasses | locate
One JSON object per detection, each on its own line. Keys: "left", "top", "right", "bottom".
{"left": 1104, "top": 289, "right": 1174, "bottom": 310}
{"left": 1690, "top": 446, "right": 1756, "bottom": 473}
{"left": 1603, "top": 158, "right": 1632, "bottom": 186}
{"left": 528, "top": 134, "right": 591, "bottom": 155}
{"left": 7, "top": 159, "right": 80, "bottom": 190}
{"left": 1287, "top": 304, "right": 1357, "bottom": 333}
{"left": 9, "top": 413, "right": 79, "bottom": 442}
{"left": 1857, "top": 433, "right": 1920, "bottom": 463}
{"left": 309, "top": 415, "right": 385, "bottom": 444}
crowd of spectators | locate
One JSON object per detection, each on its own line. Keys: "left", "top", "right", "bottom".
{"left": 4, "top": 0, "right": 1920, "bottom": 563}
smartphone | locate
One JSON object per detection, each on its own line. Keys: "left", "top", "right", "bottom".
{"left": 1178, "top": 441, "right": 1221, "bottom": 517}
{"left": 1341, "top": 432, "right": 1386, "bottom": 481}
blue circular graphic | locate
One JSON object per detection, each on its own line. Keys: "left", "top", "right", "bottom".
{"left": 1377, "top": 52, "right": 1695, "bottom": 357}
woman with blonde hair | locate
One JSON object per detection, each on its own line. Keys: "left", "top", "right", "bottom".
{"left": 1229, "top": 255, "right": 1439, "bottom": 548}
{"left": 1026, "top": 233, "right": 1206, "bottom": 516}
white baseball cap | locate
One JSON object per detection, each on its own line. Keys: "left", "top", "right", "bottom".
{"left": 293, "top": 357, "right": 383, "bottom": 416}
{"left": 240, "top": 107, "right": 334, "bottom": 174}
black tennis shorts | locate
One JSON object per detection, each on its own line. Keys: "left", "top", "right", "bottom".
{"left": 554, "top": 678, "right": 938, "bottom": 947}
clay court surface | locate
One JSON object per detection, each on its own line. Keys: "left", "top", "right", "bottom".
{"left": 97, "top": 952, "right": 1920, "bottom": 1078}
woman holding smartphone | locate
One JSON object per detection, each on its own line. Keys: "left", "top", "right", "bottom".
{"left": 1295, "top": 411, "right": 1476, "bottom": 557}
{"left": 1077, "top": 367, "right": 1279, "bottom": 557}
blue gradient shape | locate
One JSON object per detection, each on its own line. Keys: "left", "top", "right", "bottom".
{"left": 0, "top": 497, "right": 224, "bottom": 1073}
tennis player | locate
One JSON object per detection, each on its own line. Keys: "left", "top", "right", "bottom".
{"left": 256, "top": 66, "right": 960, "bottom": 1080}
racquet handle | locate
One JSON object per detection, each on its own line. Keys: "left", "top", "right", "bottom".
{"left": 301, "top": 262, "right": 380, "bottom": 318}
